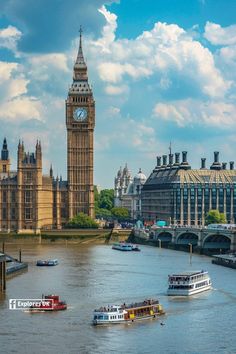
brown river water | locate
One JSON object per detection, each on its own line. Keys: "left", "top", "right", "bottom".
{"left": 0, "top": 243, "right": 236, "bottom": 354}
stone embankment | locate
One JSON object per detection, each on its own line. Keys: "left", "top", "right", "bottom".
{"left": 0, "top": 228, "right": 132, "bottom": 244}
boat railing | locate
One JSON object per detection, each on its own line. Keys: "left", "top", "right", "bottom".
{"left": 94, "top": 299, "right": 159, "bottom": 313}
{"left": 94, "top": 306, "right": 121, "bottom": 313}
{"left": 169, "top": 274, "right": 209, "bottom": 284}
{"left": 124, "top": 299, "right": 159, "bottom": 309}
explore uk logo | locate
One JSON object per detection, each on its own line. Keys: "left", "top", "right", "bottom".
{"left": 9, "top": 298, "right": 53, "bottom": 310}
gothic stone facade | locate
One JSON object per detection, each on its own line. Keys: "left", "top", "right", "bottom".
{"left": 114, "top": 165, "right": 147, "bottom": 220}
{"left": 0, "top": 33, "right": 94, "bottom": 233}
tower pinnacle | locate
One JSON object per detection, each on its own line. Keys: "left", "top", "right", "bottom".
{"left": 79, "top": 25, "right": 82, "bottom": 50}
{"left": 1, "top": 137, "right": 9, "bottom": 160}
{"left": 73, "top": 26, "right": 88, "bottom": 81}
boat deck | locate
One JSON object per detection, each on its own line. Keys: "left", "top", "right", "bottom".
{"left": 123, "top": 299, "right": 159, "bottom": 310}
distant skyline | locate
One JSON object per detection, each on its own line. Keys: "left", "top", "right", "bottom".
{"left": 1, "top": 0, "right": 236, "bottom": 188}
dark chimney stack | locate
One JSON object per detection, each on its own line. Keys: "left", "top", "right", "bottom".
{"left": 174, "top": 152, "right": 180, "bottom": 165}
{"left": 222, "top": 162, "right": 227, "bottom": 170}
{"left": 162, "top": 155, "right": 167, "bottom": 166}
{"left": 201, "top": 158, "right": 206, "bottom": 169}
{"left": 230, "top": 161, "right": 234, "bottom": 170}
{"left": 156, "top": 156, "right": 161, "bottom": 167}
{"left": 210, "top": 151, "right": 221, "bottom": 170}
{"left": 182, "top": 151, "right": 187, "bottom": 163}
{"left": 214, "top": 151, "right": 219, "bottom": 163}
{"left": 168, "top": 154, "right": 173, "bottom": 166}
{"left": 180, "top": 151, "right": 191, "bottom": 170}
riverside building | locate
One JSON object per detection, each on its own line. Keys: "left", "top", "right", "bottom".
{"left": 0, "top": 31, "right": 95, "bottom": 233}
{"left": 114, "top": 165, "right": 147, "bottom": 220}
{"left": 141, "top": 151, "right": 236, "bottom": 226}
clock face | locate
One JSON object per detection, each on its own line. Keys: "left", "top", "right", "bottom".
{"left": 73, "top": 107, "right": 87, "bottom": 121}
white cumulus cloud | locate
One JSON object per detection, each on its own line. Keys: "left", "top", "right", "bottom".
{"left": 0, "top": 61, "right": 42, "bottom": 122}
{"left": 105, "top": 84, "right": 129, "bottom": 95}
{"left": 204, "top": 22, "right": 236, "bottom": 46}
{"left": 153, "top": 99, "right": 236, "bottom": 127}
{"left": 0, "top": 25, "right": 21, "bottom": 52}
{"left": 0, "top": 97, "right": 42, "bottom": 121}
{"left": 88, "top": 10, "right": 231, "bottom": 99}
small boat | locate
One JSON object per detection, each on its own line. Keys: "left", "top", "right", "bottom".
{"left": 36, "top": 259, "right": 59, "bottom": 266}
{"left": 93, "top": 299, "right": 165, "bottom": 325}
{"left": 112, "top": 242, "right": 133, "bottom": 251}
{"left": 131, "top": 244, "right": 141, "bottom": 252}
{"left": 167, "top": 270, "right": 212, "bottom": 296}
{"left": 29, "top": 294, "right": 67, "bottom": 312}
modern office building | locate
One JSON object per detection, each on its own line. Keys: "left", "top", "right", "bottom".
{"left": 0, "top": 31, "right": 95, "bottom": 233}
{"left": 141, "top": 151, "right": 236, "bottom": 225}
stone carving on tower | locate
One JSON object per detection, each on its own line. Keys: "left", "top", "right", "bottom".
{"left": 66, "top": 28, "right": 95, "bottom": 219}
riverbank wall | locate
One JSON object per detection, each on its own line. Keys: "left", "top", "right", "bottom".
{"left": 0, "top": 229, "right": 132, "bottom": 244}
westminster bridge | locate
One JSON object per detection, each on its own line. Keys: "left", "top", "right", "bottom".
{"left": 134, "top": 226, "right": 236, "bottom": 252}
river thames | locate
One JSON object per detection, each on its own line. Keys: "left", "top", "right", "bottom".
{"left": 0, "top": 243, "right": 235, "bottom": 354}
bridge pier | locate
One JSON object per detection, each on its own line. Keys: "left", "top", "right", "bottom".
{"left": 230, "top": 232, "right": 236, "bottom": 252}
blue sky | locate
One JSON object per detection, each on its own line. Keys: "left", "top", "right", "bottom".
{"left": 0, "top": 0, "right": 236, "bottom": 188}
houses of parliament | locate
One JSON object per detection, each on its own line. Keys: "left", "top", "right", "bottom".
{"left": 0, "top": 32, "right": 95, "bottom": 233}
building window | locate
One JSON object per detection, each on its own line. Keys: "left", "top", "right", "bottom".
{"left": 11, "top": 191, "right": 16, "bottom": 203}
{"left": 2, "top": 191, "right": 7, "bottom": 203}
{"left": 11, "top": 208, "right": 16, "bottom": 220}
{"left": 25, "top": 191, "right": 31, "bottom": 204}
{"left": 3, "top": 164, "right": 6, "bottom": 173}
{"left": 2, "top": 208, "right": 7, "bottom": 220}
{"left": 24, "top": 172, "right": 33, "bottom": 183}
{"left": 25, "top": 208, "right": 32, "bottom": 220}
{"left": 61, "top": 208, "right": 66, "bottom": 218}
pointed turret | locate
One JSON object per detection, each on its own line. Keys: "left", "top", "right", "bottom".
{"left": 1, "top": 137, "right": 9, "bottom": 160}
{"left": 73, "top": 26, "right": 88, "bottom": 81}
{"left": 50, "top": 164, "right": 53, "bottom": 178}
{"left": 36, "top": 140, "right": 41, "bottom": 157}
{"left": 17, "top": 140, "right": 24, "bottom": 168}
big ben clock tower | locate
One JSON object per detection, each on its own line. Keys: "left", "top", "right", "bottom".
{"left": 66, "top": 28, "right": 95, "bottom": 219}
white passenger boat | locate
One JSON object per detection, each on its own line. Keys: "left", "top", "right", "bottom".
{"left": 167, "top": 270, "right": 212, "bottom": 296}
{"left": 36, "top": 259, "right": 59, "bottom": 266}
{"left": 93, "top": 299, "right": 165, "bottom": 325}
{"left": 112, "top": 242, "right": 133, "bottom": 251}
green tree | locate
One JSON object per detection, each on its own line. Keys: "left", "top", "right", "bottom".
{"left": 111, "top": 207, "right": 129, "bottom": 220}
{"left": 95, "top": 207, "right": 112, "bottom": 218}
{"left": 205, "top": 210, "right": 227, "bottom": 225}
{"left": 66, "top": 212, "right": 98, "bottom": 229}
{"left": 99, "top": 189, "right": 114, "bottom": 210}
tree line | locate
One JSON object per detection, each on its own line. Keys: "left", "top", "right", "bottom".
{"left": 66, "top": 187, "right": 129, "bottom": 229}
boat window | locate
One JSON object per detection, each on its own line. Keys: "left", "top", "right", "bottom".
{"left": 94, "top": 315, "right": 98, "bottom": 320}
{"left": 104, "top": 315, "right": 108, "bottom": 320}
{"left": 98, "top": 315, "right": 104, "bottom": 320}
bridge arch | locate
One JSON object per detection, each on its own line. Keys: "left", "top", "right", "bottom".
{"left": 202, "top": 234, "right": 231, "bottom": 251}
{"left": 157, "top": 231, "right": 172, "bottom": 242}
{"left": 176, "top": 232, "right": 199, "bottom": 245}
